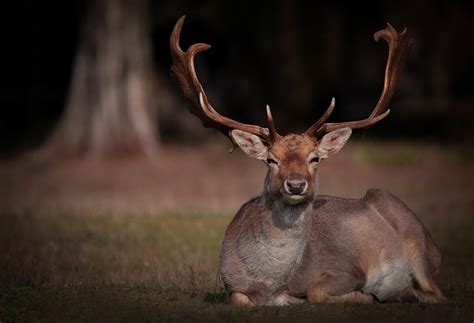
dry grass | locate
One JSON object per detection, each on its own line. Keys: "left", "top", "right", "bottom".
{"left": 0, "top": 140, "right": 473, "bottom": 321}
{"left": 1, "top": 140, "right": 473, "bottom": 217}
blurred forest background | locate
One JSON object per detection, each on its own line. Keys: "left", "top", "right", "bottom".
{"left": 1, "top": 0, "right": 473, "bottom": 321}
{"left": 2, "top": 0, "right": 473, "bottom": 158}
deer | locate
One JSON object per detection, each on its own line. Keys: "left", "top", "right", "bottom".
{"left": 170, "top": 16, "right": 445, "bottom": 306}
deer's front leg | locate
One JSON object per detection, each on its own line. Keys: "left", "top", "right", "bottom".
{"left": 229, "top": 292, "right": 255, "bottom": 306}
{"left": 307, "top": 271, "right": 373, "bottom": 304}
{"left": 272, "top": 291, "right": 306, "bottom": 306}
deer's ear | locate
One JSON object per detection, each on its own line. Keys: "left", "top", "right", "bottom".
{"left": 230, "top": 130, "right": 269, "bottom": 160}
{"left": 317, "top": 128, "right": 352, "bottom": 158}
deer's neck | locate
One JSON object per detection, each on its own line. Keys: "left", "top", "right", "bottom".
{"left": 263, "top": 171, "right": 314, "bottom": 230}
{"left": 267, "top": 198, "right": 312, "bottom": 230}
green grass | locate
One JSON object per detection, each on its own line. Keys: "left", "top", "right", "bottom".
{"left": 1, "top": 211, "right": 473, "bottom": 322}
{"left": 352, "top": 141, "right": 422, "bottom": 168}
{"left": 351, "top": 140, "right": 474, "bottom": 168}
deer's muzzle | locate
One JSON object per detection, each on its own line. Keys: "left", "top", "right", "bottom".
{"left": 284, "top": 174, "right": 308, "bottom": 196}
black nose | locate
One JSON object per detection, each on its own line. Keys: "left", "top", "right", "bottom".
{"left": 284, "top": 179, "right": 308, "bottom": 195}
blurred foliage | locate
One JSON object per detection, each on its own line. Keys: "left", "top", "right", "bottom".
{"left": 352, "top": 141, "right": 422, "bottom": 168}
{"left": 443, "top": 147, "right": 474, "bottom": 166}
{"left": 351, "top": 140, "right": 474, "bottom": 169}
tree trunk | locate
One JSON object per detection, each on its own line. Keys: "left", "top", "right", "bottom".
{"left": 41, "top": 0, "right": 159, "bottom": 160}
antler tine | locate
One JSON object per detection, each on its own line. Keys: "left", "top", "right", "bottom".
{"left": 266, "top": 105, "right": 281, "bottom": 143}
{"left": 315, "top": 109, "right": 390, "bottom": 138}
{"left": 369, "top": 23, "right": 408, "bottom": 119}
{"left": 307, "top": 23, "right": 408, "bottom": 138}
{"left": 170, "top": 16, "right": 271, "bottom": 142}
{"left": 305, "top": 98, "right": 335, "bottom": 136}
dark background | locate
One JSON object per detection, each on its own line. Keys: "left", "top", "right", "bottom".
{"left": 3, "top": 0, "right": 473, "bottom": 157}
{"left": 1, "top": 2, "right": 473, "bottom": 321}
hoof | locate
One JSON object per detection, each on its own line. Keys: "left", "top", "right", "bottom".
{"left": 400, "top": 287, "right": 446, "bottom": 304}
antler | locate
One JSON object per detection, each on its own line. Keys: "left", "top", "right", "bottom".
{"left": 305, "top": 23, "right": 408, "bottom": 138}
{"left": 170, "top": 16, "right": 279, "bottom": 143}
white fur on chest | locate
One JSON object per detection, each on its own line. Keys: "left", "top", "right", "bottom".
{"left": 237, "top": 211, "right": 309, "bottom": 291}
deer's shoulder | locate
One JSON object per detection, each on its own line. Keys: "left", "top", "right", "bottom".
{"left": 225, "top": 195, "right": 266, "bottom": 231}
{"left": 237, "top": 195, "right": 267, "bottom": 215}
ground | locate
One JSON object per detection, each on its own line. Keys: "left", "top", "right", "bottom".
{"left": 0, "top": 140, "right": 473, "bottom": 321}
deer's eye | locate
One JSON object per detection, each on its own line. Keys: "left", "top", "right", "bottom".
{"left": 310, "top": 156, "right": 321, "bottom": 164}
{"left": 266, "top": 158, "right": 278, "bottom": 165}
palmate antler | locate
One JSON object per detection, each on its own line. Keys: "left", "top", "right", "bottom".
{"left": 305, "top": 23, "right": 409, "bottom": 138}
{"left": 170, "top": 16, "right": 280, "bottom": 144}
{"left": 171, "top": 16, "right": 408, "bottom": 143}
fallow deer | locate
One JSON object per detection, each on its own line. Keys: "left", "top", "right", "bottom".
{"left": 170, "top": 16, "right": 445, "bottom": 306}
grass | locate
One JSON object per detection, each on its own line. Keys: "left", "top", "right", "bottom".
{"left": 352, "top": 141, "right": 422, "bottom": 168}
{"left": 1, "top": 141, "right": 473, "bottom": 321}
{"left": 0, "top": 210, "right": 473, "bottom": 322}
{"left": 0, "top": 212, "right": 228, "bottom": 290}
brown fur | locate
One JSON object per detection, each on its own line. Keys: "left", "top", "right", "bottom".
{"left": 220, "top": 133, "right": 445, "bottom": 306}
{"left": 171, "top": 17, "right": 421, "bottom": 306}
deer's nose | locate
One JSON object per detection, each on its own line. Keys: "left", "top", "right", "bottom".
{"left": 284, "top": 176, "right": 308, "bottom": 195}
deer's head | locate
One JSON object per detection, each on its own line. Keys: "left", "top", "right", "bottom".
{"left": 230, "top": 127, "right": 351, "bottom": 205}
{"left": 171, "top": 16, "right": 408, "bottom": 206}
